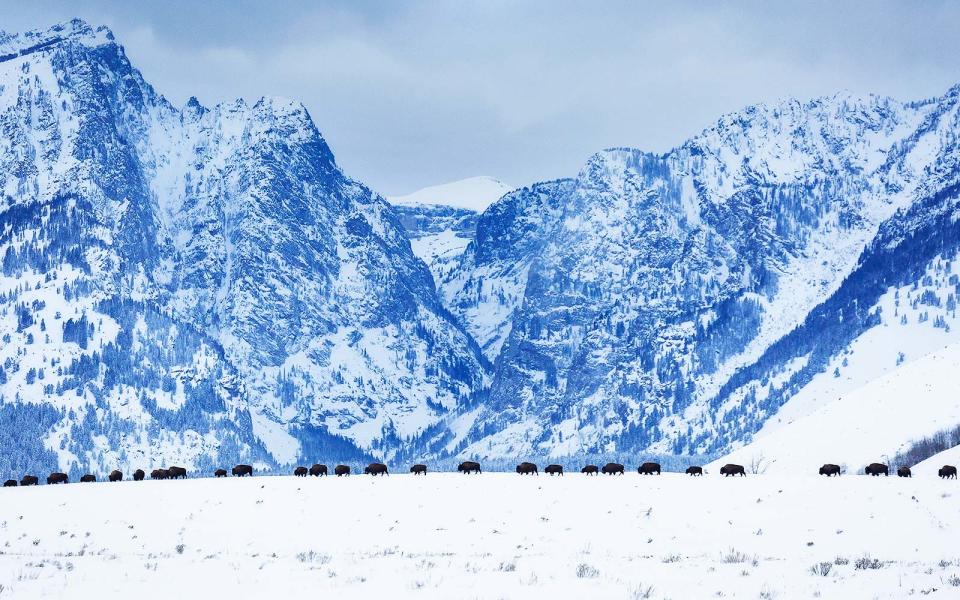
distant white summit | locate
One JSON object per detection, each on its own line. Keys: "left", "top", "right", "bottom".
{"left": 388, "top": 176, "right": 512, "bottom": 213}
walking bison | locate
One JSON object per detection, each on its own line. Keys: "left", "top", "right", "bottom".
{"left": 167, "top": 466, "right": 187, "bottom": 480}
{"left": 365, "top": 463, "right": 389, "bottom": 476}
{"left": 214, "top": 469, "right": 228, "bottom": 478}
{"left": 309, "top": 464, "right": 328, "bottom": 477}
{"left": 865, "top": 463, "right": 889, "bottom": 476}
{"left": 458, "top": 461, "right": 481, "bottom": 474}
{"left": 581, "top": 465, "right": 599, "bottom": 475}
{"left": 294, "top": 466, "right": 308, "bottom": 477}
{"left": 3, "top": 479, "right": 16, "bottom": 487}
{"left": 150, "top": 469, "right": 165, "bottom": 480}
{"left": 939, "top": 465, "right": 958, "bottom": 479}
{"left": 720, "top": 464, "right": 746, "bottom": 477}
{"left": 516, "top": 462, "right": 539, "bottom": 475}
{"left": 819, "top": 464, "right": 841, "bottom": 477}
{"left": 897, "top": 466, "right": 912, "bottom": 478}
{"left": 133, "top": 469, "right": 145, "bottom": 481}
{"left": 638, "top": 462, "right": 661, "bottom": 475}
{"left": 109, "top": 470, "right": 123, "bottom": 482}
{"left": 545, "top": 464, "right": 564, "bottom": 476}
{"left": 232, "top": 464, "right": 253, "bottom": 477}
{"left": 334, "top": 465, "right": 351, "bottom": 477}
{"left": 47, "top": 472, "right": 68, "bottom": 485}
{"left": 20, "top": 475, "right": 38, "bottom": 486}
{"left": 602, "top": 462, "right": 625, "bottom": 475}
{"left": 80, "top": 474, "right": 96, "bottom": 483}
{"left": 685, "top": 466, "right": 703, "bottom": 476}
{"left": 410, "top": 464, "right": 427, "bottom": 475}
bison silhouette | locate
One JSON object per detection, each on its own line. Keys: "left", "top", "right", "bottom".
{"left": 581, "top": 465, "right": 599, "bottom": 475}
{"left": 294, "top": 466, "right": 308, "bottom": 477}
{"left": 133, "top": 469, "right": 145, "bottom": 481}
{"left": 150, "top": 469, "right": 165, "bottom": 480}
{"left": 410, "top": 464, "right": 427, "bottom": 475}
{"left": 457, "top": 461, "right": 481, "bottom": 474}
{"left": 309, "top": 464, "right": 328, "bottom": 477}
{"left": 214, "top": 468, "right": 228, "bottom": 478}
{"left": 897, "top": 466, "right": 912, "bottom": 478}
{"left": 602, "top": 462, "right": 625, "bottom": 475}
{"left": 334, "top": 465, "right": 351, "bottom": 477}
{"left": 232, "top": 464, "right": 253, "bottom": 477}
{"left": 109, "top": 470, "right": 123, "bottom": 482}
{"left": 80, "top": 474, "right": 96, "bottom": 483}
{"left": 516, "top": 462, "right": 539, "bottom": 475}
{"left": 939, "top": 465, "right": 958, "bottom": 479}
{"left": 365, "top": 463, "right": 389, "bottom": 476}
{"left": 167, "top": 466, "right": 187, "bottom": 480}
{"left": 20, "top": 475, "right": 38, "bottom": 486}
{"left": 47, "top": 472, "right": 68, "bottom": 485}
{"left": 3, "top": 479, "right": 16, "bottom": 487}
{"left": 638, "top": 462, "right": 661, "bottom": 475}
{"left": 545, "top": 464, "right": 564, "bottom": 476}
{"left": 720, "top": 464, "right": 746, "bottom": 477}
{"left": 819, "top": 464, "right": 841, "bottom": 477}
{"left": 686, "top": 466, "right": 703, "bottom": 476}
{"left": 865, "top": 463, "right": 889, "bottom": 476}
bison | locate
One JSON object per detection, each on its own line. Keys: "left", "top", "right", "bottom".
{"left": 410, "top": 464, "right": 427, "bottom": 475}
{"left": 939, "top": 465, "right": 958, "bottom": 479}
{"left": 309, "top": 464, "right": 328, "bottom": 477}
{"left": 232, "top": 464, "right": 253, "bottom": 477}
{"left": 581, "top": 465, "right": 599, "bottom": 475}
{"left": 602, "top": 462, "right": 625, "bottom": 475}
{"left": 133, "top": 469, "right": 145, "bottom": 481}
{"left": 686, "top": 466, "right": 703, "bottom": 476}
{"left": 47, "top": 472, "right": 68, "bottom": 485}
{"left": 865, "top": 463, "right": 889, "bottom": 477}
{"left": 638, "top": 462, "right": 661, "bottom": 475}
{"left": 80, "top": 474, "right": 96, "bottom": 483}
{"left": 897, "top": 466, "right": 912, "bottom": 478}
{"left": 457, "top": 461, "right": 481, "bottom": 474}
{"left": 545, "top": 464, "right": 564, "bottom": 476}
{"left": 150, "top": 469, "right": 164, "bottom": 480}
{"left": 4, "top": 479, "right": 18, "bottom": 487}
{"left": 167, "top": 466, "right": 187, "bottom": 480}
{"left": 720, "top": 464, "right": 746, "bottom": 477}
{"left": 109, "top": 470, "right": 123, "bottom": 482}
{"left": 334, "top": 465, "right": 351, "bottom": 477}
{"left": 20, "top": 475, "right": 38, "bottom": 486}
{"left": 294, "top": 466, "right": 308, "bottom": 477}
{"left": 819, "top": 464, "right": 841, "bottom": 477}
{"left": 365, "top": 463, "right": 389, "bottom": 476}
{"left": 516, "top": 462, "right": 539, "bottom": 475}
{"left": 214, "top": 468, "right": 228, "bottom": 478}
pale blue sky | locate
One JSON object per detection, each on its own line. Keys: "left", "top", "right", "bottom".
{"left": 3, "top": 1, "right": 959, "bottom": 194}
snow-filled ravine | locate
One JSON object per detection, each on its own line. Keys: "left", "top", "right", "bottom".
{"left": 1, "top": 473, "right": 958, "bottom": 599}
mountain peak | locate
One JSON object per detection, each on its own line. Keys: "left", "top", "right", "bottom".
{"left": 388, "top": 176, "right": 512, "bottom": 213}
{"left": 0, "top": 18, "right": 114, "bottom": 58}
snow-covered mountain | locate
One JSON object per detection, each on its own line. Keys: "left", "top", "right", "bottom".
{"left": 390, "top": 177, "right": 512, "bottom": 287}
{"left": 422, "top": 86, "right": 960, "bottom": 460}
{"left": 0, "top": 19, "right": 486, "bottom": 476}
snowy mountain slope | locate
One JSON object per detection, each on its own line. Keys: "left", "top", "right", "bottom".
{"left": 0, "top": 19, "right": 486, "bottom": 473}
{"left": 3, "top": 473, "right": 960, "bottom": 599}
{"left": 424, "top": 87, "right": 960, "bottom": 460}
{"left": 388, "top": 176, "right": 511, "bottom": 212}
{"left": 914, "top": 445, "right": 960, "bottom": 476}
{"left": 708, "top": 340, "right": 960, "bottom": 475}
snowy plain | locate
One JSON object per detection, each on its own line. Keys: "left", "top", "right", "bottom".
{"left": 1, "top": 472, "right": 958, "bottom": 599}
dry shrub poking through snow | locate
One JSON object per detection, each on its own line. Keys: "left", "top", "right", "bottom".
{"left": 722, "top": 548, "right": 758, "bottom": 566}
{"left": 834, "top": 556, "right": 850, "bottom": 566}
{"left": 630, "top": 585, "right": 655, "bottom": 599}
{"left": 662, "top": 554, "right": 682, "bottom": 563}
{"left": 809, "top": 562, "right": 833, "bottom": 577}
{"left": 948, "top": 574, "right": 960, "bottom": 587}
{"left": 576, "top": 563, "right": 599, "bottom": 578}
{"left": 854, "top": 555, "right": 884, "bottom": 570}
{"left": 498, "top": 561, "right": 516, "bottom": 572}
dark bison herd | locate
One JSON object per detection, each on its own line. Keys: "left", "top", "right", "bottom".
{"left": 4, "top": 461, "right": 958, "bottom": 487}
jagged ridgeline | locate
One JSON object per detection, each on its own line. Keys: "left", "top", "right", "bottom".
{"left": 3, "top": 19, "right": 960, "bottom": 475}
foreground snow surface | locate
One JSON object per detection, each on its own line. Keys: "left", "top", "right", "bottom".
{"left": 1, "top": 474, "right": 959, "bottom": 599}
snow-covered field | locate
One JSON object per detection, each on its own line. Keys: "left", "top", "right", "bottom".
{"left": 1, "top": 472, "right": 958, "bottom": 599}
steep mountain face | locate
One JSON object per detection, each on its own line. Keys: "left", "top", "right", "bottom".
{"left": 427, "top": 89, "right": 960, "bottom": 459}
{"left": 0, "top": 20, "right": 485, "bottom": 474}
